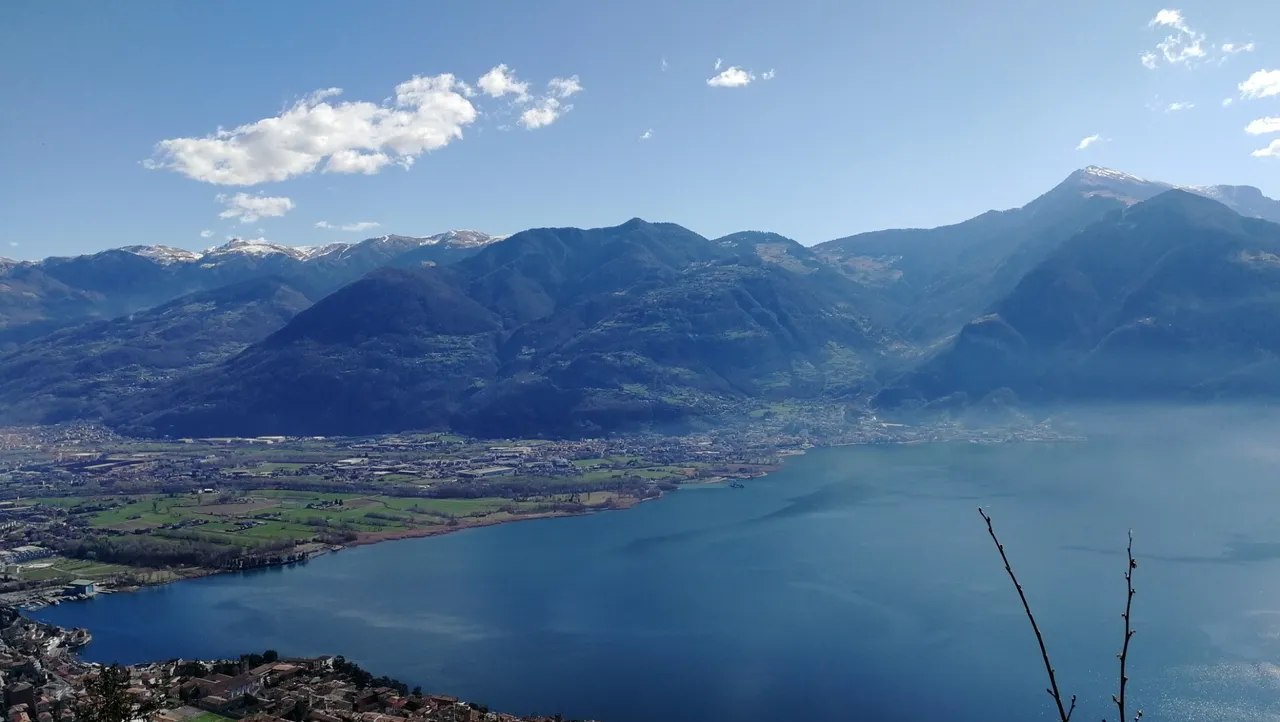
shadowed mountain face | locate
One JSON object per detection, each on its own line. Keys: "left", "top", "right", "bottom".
{"left": 812, "top": 167, "right": 1280, "bottom": 342}
{"left": 10, "top": 167, "right": 1280, "bottom": 436}
{"left": 0, "top": 232, "right": 501, "bottom": 346}
{"left": 875, "top": 190, "right": 1280, "bottom": 409}
{"left": 113, "top": 220, "right": 901, "bottom": 439}
{"left": 0, "top": 277, "right": 314, "bottom": 425}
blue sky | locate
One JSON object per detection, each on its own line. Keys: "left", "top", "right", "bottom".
{"left": 3, "top": 0, "right": 1280, "bottom": 259}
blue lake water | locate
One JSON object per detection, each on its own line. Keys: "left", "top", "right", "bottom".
{"left": 34, "top": 409, "right": 1280, "bottom": 721}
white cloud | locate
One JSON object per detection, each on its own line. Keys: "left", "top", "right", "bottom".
{"left": 8, "top": 242, "right": 18, "bottom": 248}
{"left": 1157, "top": 33, "right": 1206, "bottom": 65}
{"left": 1166, "top": 101, "right": 1194, "bottom": 112}
{"left": 547, "top": 75, "right": 583, "bottom": 99}
{"left": 146, "top": 76, "right": 478, "bottom": 185}
{"left": 517, "top": 97, "right": 568, "bottom": 129}
{"left": 216, "top": 193, "right": 294, "bottom": 223}
{"left": 1223, "top": 42, "right": 1256, "bottom": 55}
{"left": 519, "top": 98, "right": 567, "bottom": 129}
{"left": 477, "top": 64, "right": 530, "bottom": 100}
{"left": 661, "top": 57, "right": 668, "bottom": 72}
{"left": 1150, "top": 9, "right": 1189, "bottom": 32}
{"left": 714, "top": 58, "right": 723, "bottom": 70}
{"left": 1076, "top": 134, "right": 1101, "bottom": 150}
{"left": 1246, "top": 117, "right": 1280, "bottom": 135}
{"left": 515, "top": 77, "right": 583, "bottom": 129}
{"left": 315, "top": 220, "right": 381, "bottom": 232}
{"left": 1145, "top": 9, "right": 1207, "bottom": 67}
{"left": 1251, "top": 140, "right": 1280, "bottom": 157}
{"left": 707, "top": 66, "right": 755, "bottom": 88}
{"left": 761, "top": 69, "right": 776, "bottom": 80}
{"left": 324, "top": 150, "right": 393, "bottom": 175}
{"left": 200, "top": 229, "right": 214, "bottom": 238}
{"left": 640, "top": 129, "right": 653, "bottom": 140}
{"left": 1240, "top": 70, "right": 1280, "bottom": 99}
{"left": 1223, "top": 97, "right": 1235, "bottom": 107}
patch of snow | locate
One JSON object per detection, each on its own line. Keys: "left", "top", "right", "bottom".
{"left": 1180, "top": 184, "right": 1226, "bottom": 201}
{"left": 298, "top": 242, "right": 351, "bottom": 260}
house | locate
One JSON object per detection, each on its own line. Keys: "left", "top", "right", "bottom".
{"left": 9, "top": 547, "right": 51, "bottom": 563}
{"left": 66, "top": 580, "right": 95, "bottom": 597}
{"left": 195, "top": 672, "right": 262, "bottom": 706}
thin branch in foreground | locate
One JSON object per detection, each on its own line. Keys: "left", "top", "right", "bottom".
{"left": 978, "top": 507, "right": 1076, "bottom": 722}
{"left": 1107, "top": 531, "right": 1142, "bottom": 722}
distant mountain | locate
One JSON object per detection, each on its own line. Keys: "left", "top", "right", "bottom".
{"left": 0, "top": 231, "right": 502, "bottom": 345}
{"left": 13, "top": 165, "right": 1280, "bottom": 436}
{"left": 875, "top": 190, "right": 1280, "bottom": 409}
{"left": 0, "top": 277, "right": 313, "bottom": 425}
{"left": 113, "top": 219, "right": 901, "bottom": 439}
{"left": 813, "top": 166, "right": 1280, "bottom": 342}
{"left": 0, "top": 260, "right": 102, "bottom": 343}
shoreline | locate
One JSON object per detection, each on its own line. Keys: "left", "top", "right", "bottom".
{"left": 18, "top": 433, "right": 1070, "bottom": 607}
{"left": 26, "top": 487, "right": 667, "bottom": 606}
{"left": 82, "top": 468, "right": 778, "bottom": 599}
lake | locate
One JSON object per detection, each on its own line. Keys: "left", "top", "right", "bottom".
{"left": 34, "top": 408, "right": 1280, "bottom": 722}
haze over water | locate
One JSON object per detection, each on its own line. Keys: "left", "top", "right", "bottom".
{"left": 37, "top": 407, "right": 1280, "bottom": 722}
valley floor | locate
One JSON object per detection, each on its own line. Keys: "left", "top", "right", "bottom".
{"left": 0, "top": 409, "right": 1070, "bottom": 608}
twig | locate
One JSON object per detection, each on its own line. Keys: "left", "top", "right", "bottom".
{"left": 978, "top": 507, "right": 1076, "bottom": 722}
{"left": 1108, "top": 531, "right": 1142, "bottom": 722}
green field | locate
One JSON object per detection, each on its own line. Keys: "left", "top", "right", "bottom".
{"left": 29, "top": 489, "right": 567, "bottom": 549}
{"left": 18, "top": 557, "right": 132, "bottom": 583}
{"left": 188, "top": 713, "right": 234, "bottom": 722}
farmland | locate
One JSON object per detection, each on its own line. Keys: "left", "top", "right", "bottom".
{"left": 1, "top": 424, "right": 800, "bottom": 603}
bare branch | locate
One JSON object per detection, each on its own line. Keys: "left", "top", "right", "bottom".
{"left": 1113, "top": 530, "right": 1138, "bottom": 722}
{"left": 978, "top": 507, "right": 1074, "bottom": 722}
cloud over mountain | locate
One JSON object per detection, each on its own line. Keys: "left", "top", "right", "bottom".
{"left": 216, "top": 193, "right": 294, "bottom": 223}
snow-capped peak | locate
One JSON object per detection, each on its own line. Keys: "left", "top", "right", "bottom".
{"left": 425, "top": 229, "right": 503, "bottom": 248}
{"left": 29, "top": 229, "right": 505, "bottom": 270}
{"left": 120, "top": 245, "right": 205, "bottom": 265}
{"left": 205, "top": 238, "right": 311, "bottom": 261}
{"left": 1080, "top": 166, "right": 1151, "bottom": 184}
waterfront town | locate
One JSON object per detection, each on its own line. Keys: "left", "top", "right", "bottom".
{"left": 0, "top": 405, "right": 1071, "bottom": 611}
{"left": 0, "top": 605, "right": 587, "bottom": 722}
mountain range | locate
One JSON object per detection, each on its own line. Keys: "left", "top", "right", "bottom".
{"left": 0, "top": 230, "right": 502, "bottom": 347}
{"left": 109, "top": 220, "right": 898, "bottom": 438}
{"left": 4, "top": 167, "right": 1280, "bottom": 437}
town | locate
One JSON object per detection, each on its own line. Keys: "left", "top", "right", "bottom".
{"left": 0, "top": 405, "right": 1073, "bottom": 609}
{"left": 0, "top": 605, "right": 586, "bottom": 722}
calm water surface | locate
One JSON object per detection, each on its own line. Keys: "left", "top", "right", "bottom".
{"left": 35, "top": 410, "right": 1280, "bottom": 721}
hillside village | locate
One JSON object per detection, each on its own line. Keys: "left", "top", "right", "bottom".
{"left": 0, "top": 606, "right": 586, "bottom": 722}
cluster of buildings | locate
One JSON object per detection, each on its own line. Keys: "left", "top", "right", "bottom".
{"left": 0, "top": 606, "right": 587, "bottom": 722}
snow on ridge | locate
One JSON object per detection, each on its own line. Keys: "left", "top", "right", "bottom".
{"left": 298, "top": 242, "right": 351, "bottom": 260}
{"left": 205, "top": 238, "right": 312, "bottom": 261}
{"left": 120, "top": 245, "right": 205, "bottom": 265}
{"left": 36, "top": 229, "right": 504, "bottom": 267}
{"left": 1081, "top": 166, "right": 1152, "bottom": 184}
{"left": 1180, "top": 185, "right": 1226, "bottom": 201}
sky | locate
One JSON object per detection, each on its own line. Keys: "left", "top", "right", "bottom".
{"left": 3, "top": 0, "right": 1280, "bottom": 260}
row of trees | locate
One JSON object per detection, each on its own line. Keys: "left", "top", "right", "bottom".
{"left": 57, "top": 534, "right": 305, "bottom": 570}
{"left": 331, "top": 655, "right": 411, "bottom": 695}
